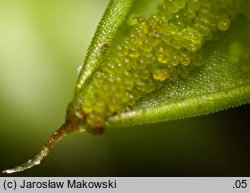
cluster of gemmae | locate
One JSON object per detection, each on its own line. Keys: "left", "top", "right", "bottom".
{"left": 82, "top": 0, "right": 244, "bottom": 131}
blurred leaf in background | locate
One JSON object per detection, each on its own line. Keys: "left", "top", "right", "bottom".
{"left": 0, "top": 0, "right": 249, "bottom": 176}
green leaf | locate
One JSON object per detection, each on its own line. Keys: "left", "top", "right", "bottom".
{"left": 3, "top": 0, "right": 250, "bottom": 174}
{"left": 74, "top": 0, "right": 250, "bottom": 128}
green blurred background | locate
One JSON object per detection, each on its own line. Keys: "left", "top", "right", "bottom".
{"left": 0, "top": 0, "right": 249, "bottom": 177}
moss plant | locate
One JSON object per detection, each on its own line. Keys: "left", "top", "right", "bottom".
{"left": 3, "top": 0, "right": 250, "bottom": 174}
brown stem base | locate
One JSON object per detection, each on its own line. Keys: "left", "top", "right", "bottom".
{"left": 2, "top": 120, "right": 84, "bottom": 174}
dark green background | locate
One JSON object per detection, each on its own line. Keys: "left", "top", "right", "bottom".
{"left": 0, "top": 0, "right": 249, "bottom": 176}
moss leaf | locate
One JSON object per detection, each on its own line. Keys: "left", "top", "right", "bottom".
{"left": 75, "top": 0, "right": 250, "bottom": 127}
